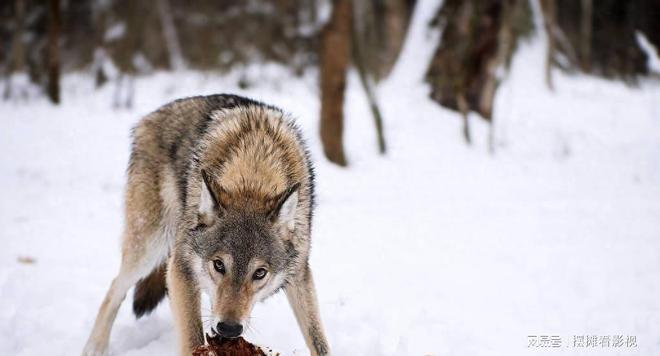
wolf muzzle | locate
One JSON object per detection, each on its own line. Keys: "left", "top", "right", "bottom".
{"left": 217, "top": 321, "right": 243, "bottom": 338}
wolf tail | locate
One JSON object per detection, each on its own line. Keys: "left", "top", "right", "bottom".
{"left": 132, "top": 262, "right": 168, "bottom": 318}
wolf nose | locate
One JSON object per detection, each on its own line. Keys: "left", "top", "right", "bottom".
{"left": 216, "top": 322, "right": 243, "bottom": 338}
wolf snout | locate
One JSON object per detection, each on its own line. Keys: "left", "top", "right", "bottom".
{"left": 216, "top": 321, "right": 243, "bottom": 338}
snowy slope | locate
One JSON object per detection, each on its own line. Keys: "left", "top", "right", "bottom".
{"left": 1, "top": 33, "right": 660, "bottom": 356}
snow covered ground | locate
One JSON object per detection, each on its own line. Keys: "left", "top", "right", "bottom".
{"left": 2, "top": 26, "right": 660, "bottom": 356}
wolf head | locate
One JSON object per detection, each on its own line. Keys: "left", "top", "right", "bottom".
{"left": 191, "top": 169, "right": 299, "bottom": 338}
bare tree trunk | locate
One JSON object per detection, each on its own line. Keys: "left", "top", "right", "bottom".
{"left": 92, "top": 1, "right": 109, "bottom": 88}
{"left": 457, "top": 92, "right": 471, "bottom": 144}
{"left": 540, "top": 0, "right": 557, "bottom": 91}
{"left": 352, "top": 5, "right": 386, "bottom": 155}
{"left": 8, "top": 0, "right": 26, "bottom": 74}
{"left": 579, "top": 0, "right": 592, "bottom": 72}
{"left": 353, "top": 0, "right": 415, "bottom": 81}
{"left": 381, "top": 0, "right": 414, "bottom": 79}
{"left": 308, "top": 0, "right": 318, "bottom": 24}
{"left": 481, "top": 0, "right": 516, "bottom": 153}
{"left": 157, "top": 0, "right": 185, "bottom": 70}
{"left": 551, "top": 1, "right": 649, "bottom": 82}
{"left": 110, "top": 0, "right": 143, "bottom": 108}
{"left": 47, "top": 0, "right": 61, "bottom": 104}
{"left": 4, "top": 0, "right": 26, "bottom": 99}
{"left": 426, "top": 0, "right": 532, "bottom": 145}
{"left": 319, "top": 0, "right": 352, "bottom": 166}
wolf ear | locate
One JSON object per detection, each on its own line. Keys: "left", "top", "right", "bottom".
{"left": 199, "top": 169, "right": 224, "bottom": 223}
{"left": 269, "top": 183, "right": 300, "bottom": 230}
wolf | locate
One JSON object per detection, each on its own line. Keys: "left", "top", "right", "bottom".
{"left": 82, "top": 94, "right": 330, "bottom": 356}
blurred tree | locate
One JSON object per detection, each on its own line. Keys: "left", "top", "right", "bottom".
{"left": 545, "top": 0, "right": 660, "bottom": 84}
{"left": 320, "top": 0, "right": 352, "bottom": 166}
{"left": 353, "top": 0, "right": 416, "bottom": 81}
{"left": 60, "top": 0, "right": 95, "bottom": 71}
{"left": 425, "top": 0, "right": 532, "bottom": 145}
{"left": 351, "top": 0, "right": 416, "bottom": 156}
{"left": 539, "top": 0, "right": 563, "bottom": 90}
{"left": 91, "top": 0, "right": 110, "bottom": 88}
{"left": 47, "top": 0, "right": 61, "bottom": 104}
{"left": 579, "top": 0, "right": 592, "bottom": 72}
{"left": 157, "top": 0, "right": 185, "bottom": 71}
{"left": 1, "top": 0, "right": 657, "bottom": 162}
{"left": 3, "top": 0, "right": 28, "bottom": 99}
{"left": 109, "top": 0, "right": 167, "bottom": 107}
{"left": 320, "top": 0, "right": 416, "bottom": 164}
{"left": 353, "top": 25, "right": 387, "bottom": 155}
{"left": 169, "top": 0, "right": 318, "bottom": 73}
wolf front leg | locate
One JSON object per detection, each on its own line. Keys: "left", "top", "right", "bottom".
{"left": 285, "top": 265, "right": 331, "bottom": 356}
{"left": 168, "top": 255, "right": 204, "bottom": 355}
{"left": 82, "top": 265, "right": 141, "bottom": 356}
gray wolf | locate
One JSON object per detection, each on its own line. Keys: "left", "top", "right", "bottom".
{"left": 82, "top": 94, "right": 330, "bottom": 356}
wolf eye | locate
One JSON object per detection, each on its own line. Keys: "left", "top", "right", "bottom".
{"left": 213, "top": 260, "right": 225, "bottom": 275}
{"left": 253, "top": 268, "right": 268, "bottom": 280}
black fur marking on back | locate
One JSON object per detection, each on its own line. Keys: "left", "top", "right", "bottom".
{"left": 168, "top": 134, "right": 181, "bottom": 162}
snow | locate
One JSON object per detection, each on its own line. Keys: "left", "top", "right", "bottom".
{"left": 637, "top": 31, "right": 660, "bottom": 75}
{"left": 105, "top": 22, "right": 126, "bottom": 42}
{"left": 2, "top": 23, "right": 660, "bottom": 356}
